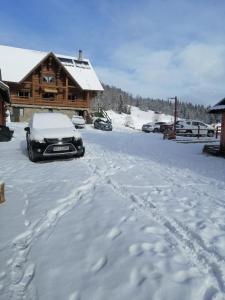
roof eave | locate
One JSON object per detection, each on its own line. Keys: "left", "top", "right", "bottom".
{"left": 208, "top": 108, "right": 225, "bottom": 114}
{"left": 0, "top": 81, "right": 11, "bottom": 103}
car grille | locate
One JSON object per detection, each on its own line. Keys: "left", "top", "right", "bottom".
{"left": 62, "top": 137, "right": 73, "bottom": 143}
{"left": 44, "top": 137, "right": 73, "bottom": 143}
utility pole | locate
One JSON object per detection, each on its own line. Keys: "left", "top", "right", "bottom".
{"left": 168, "top": 96, "right": 178, "bottom": 137}
{"left": 174, "top": 96, "right": 178, "bottom": 134}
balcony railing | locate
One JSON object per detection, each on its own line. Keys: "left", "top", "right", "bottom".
{"left": 11, "top": 96, "right": 89, "bottom": 109}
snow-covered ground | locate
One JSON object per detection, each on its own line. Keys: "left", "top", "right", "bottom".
{"left": 1, "top": 121, "right": 225, "bottom": 300}
{"left": 107, "top": 107, "right": 174, "bottom": 130}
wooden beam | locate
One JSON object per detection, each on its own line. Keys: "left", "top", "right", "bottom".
{"left": 0, "top": 182, "right": 5, "bottom": 204}
{"left": 65, "top": 77, "right": 68, "bottom": 101}
{"left": 220, "top": 112, "right": 225, "bottom": 153}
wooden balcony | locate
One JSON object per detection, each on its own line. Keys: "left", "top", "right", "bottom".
{"left": 11, "top": 96, "right": 90, "bottom": 110}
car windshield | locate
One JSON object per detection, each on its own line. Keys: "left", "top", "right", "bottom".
{"left": 32, "top": 113, "right": 73, "bottom": 129}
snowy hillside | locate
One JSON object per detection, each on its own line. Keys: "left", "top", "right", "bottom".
{"left": 1, "top": 123, "right": 225, "bottom": 300}
{"left": 107, "top": 106, "right": 174, "bottom": 130}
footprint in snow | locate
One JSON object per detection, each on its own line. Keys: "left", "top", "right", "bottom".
{"left": 91, "top": 256, "right": 107, "bottom": 273}
{"left": 128, "top": 216, "right": 136, "bottom": 222}
{"left": 130, "top": 265, "right": 160, "bottom": 287}
{"left": 0, "top": 272, "right": 6, "bottom": 280}
{"left": 24, "top": 220, "right": 30, "bottom": 227}
{"left": 107, "top": 227, "right": 121, "bottom": 240}
{"left": 0, "top": 272, "right": 6, "bottom": 292}
{"left": 129, "top": 243, "right": 153, "bottom": 257}
{"left": 69, "top": 291, "right": 80, "bottom": 300}
{"left": 19, "top": 263, "right": 35, "bottom": 291}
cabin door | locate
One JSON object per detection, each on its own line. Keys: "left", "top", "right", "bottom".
{"left": 11, "top": 107, "right": 20, "bottom": 122}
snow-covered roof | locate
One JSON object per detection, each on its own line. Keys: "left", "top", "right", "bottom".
{"left": 0, "top": 45, "right": 47, "bottom": 83}
{"left": 208, "top": 98, "right": 225, "bottom": 113}
{"left": 0, "top": 45, "right": 103, "bottom": 91}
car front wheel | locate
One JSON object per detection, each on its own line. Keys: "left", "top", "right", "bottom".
{"left": 28, "top": 144, "right": 39, "bottom": 162}
{"left": 75, "top": 147, "right": 85, "bottom": 158}
{"left": 207, "top": 130, "right": 214, "bottom": 137}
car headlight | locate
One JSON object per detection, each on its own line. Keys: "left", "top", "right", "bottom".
{"left": 32, "top": 136, "right": 45, "bottom": 143}
{"left": 34, "top": 139, "right": 45, "bottom": 143}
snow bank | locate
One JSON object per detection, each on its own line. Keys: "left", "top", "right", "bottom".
{"left": 107, "top": 106, "right": 174, "bottom": 130}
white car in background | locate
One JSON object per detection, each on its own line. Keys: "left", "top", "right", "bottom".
{"left": 142, "top": 121, "right": 167, "bottom": 133}
{"left": 71, "top": 115, "right": 86, "bottom": 128}
{"left": 176, "top": 120, "right": 215, "bottom": 137}
{"left": 142, "top": 123, "right": 154, "bottom": 133}
{"left": 152, "top": 121, "right": 167, "bottom": 132}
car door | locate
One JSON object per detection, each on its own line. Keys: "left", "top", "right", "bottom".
{"left": 198, "top": 122, "right": 207, "bottom": 135}
{"left": 191, "top": 121, "right": 199, "bottom": 134}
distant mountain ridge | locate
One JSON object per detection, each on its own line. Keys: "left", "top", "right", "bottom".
{"left": 92, "top": 84, "right": 218, "bottom": 124}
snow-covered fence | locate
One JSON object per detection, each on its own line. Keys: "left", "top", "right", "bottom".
{"left": 176, "top": 126, "right": 215, "bottom": 138}
{"left": 0, "top": 182, "right": 5, "bottom": 203}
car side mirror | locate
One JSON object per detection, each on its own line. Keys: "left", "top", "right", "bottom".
{"left": 24, "top": 127, "right": 30, "bottom": 133}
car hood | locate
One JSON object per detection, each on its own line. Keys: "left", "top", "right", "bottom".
{"left": 31, "top": 127, "right": 81, "bottom": 140}
{"left": 206, "top": 124, "right": 214, "bottom": 129}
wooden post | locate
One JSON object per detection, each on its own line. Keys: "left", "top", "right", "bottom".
{"left": 174, "top": 96, "right": 177, "bottom": 135}
{"left": 197, "top": 125, "right": 200, "bottom": 139}
{"left": 0, "top": 182, "right": 5, "bottom": 204}
{"left": 220, "top": 113, "right": 225, "bottom": 153}
{"left": 216, "top": 126, "right": 219, "bottom": 139}
{"left": 0, "top": 99, "right": 4, "bottom": 126}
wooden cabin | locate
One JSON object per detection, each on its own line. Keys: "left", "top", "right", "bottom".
{"left": 0, "top": 80, "right": 10, "bottom": 126}
{"left": 0, "top": 45, "right": 103, "bottom": 121}
{"left": 208, "top": 98, "right": 225, "bottom": 153}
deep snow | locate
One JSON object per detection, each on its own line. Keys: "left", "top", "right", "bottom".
{"left": 1, "top": 122, "right": 225, "bottom": 300}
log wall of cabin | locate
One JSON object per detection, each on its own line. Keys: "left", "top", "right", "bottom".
{"left": 0, "top": 97, "right": 4, "bottom": 126}
{"left": 6, "top": 55, "right": 93, "bottom": 111}
{"left": 220, "top": 112, "right": 225, "bottom": 152}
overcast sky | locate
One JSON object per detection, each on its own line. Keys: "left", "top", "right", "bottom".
{"left": 1, "top": 0, "right": 225, "bottom": 105}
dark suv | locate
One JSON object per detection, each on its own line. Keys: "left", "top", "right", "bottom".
{"left": 94, "top": 118, "right": 113, "bottom": 131}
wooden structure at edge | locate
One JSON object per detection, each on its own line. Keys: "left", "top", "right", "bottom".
{"left": 0, "top": 80, "right": 10, "bottom": 126}
{"left": 208, "top": 99, "right": 225, "bottom": 153}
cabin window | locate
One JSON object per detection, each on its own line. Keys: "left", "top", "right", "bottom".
{"left": 68, "top": 94, "right": 77, "bottom": 101}
{"left": 17, "top": 91, "right": 31, "bottom": 98}
{"left": 74, "top": 60, "right": 90, "bottom": 69}
{"left": 58, "top": 57, "right": 74, "bottom": 65}
{"left": 43, "top": 93, "right": 55, "bottom": 100}
{"left": 43, "top": 75, "right": 55, "bottom": 84}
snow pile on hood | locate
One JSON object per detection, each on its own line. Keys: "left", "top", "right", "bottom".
{"left": 107, "top": 106, "right": 173, "bottom": 130}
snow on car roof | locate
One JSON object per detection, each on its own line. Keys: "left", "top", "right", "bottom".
{"left": 31, "top": 113, "right": 74, "bottom": 129}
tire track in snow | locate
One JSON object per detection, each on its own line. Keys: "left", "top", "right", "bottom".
{"left": 108, "top": 177, "right": 225, "bottom": 297}
{"left": 85, "top": 144, "right": 225, "bottom": 298}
